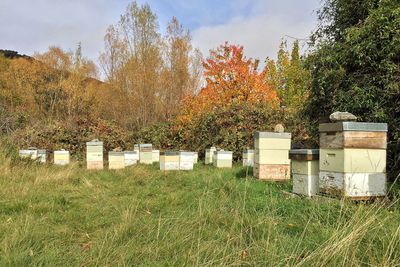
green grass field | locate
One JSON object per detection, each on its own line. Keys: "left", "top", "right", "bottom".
{"left": 1, "top": 149, "right": 400, "bottom": 266}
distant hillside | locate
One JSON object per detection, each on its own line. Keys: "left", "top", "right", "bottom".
{"left": 0, "top": 49, "right": 32, "bottom": 60}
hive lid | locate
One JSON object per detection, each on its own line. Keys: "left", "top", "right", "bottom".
{"left": 87, "top": 140, "right": 103, "bottom": 146}
{"left": 109, "top": 151, "right": 124, "bottom": 156}
{"left": 215, "top": 151, "right": 233, "bottom": 155}
{"left": 124, "top": 151, "right": 138, "bottom": 154}
{"left": 179, "top": 151, "right": 194, "bottom": 156}
{"left": 319, "top": 122, "right": 388, "bottom": 132}
{"left": 161, "top": 151, "right": 179, "bottom": 156}
{"left": 139, "top": 144, "right": 152, "bottom": 147}
{"left": 289, "top": 149, "right": 319, "bottom": 160}
{"left": 255, "top": 132, "right": 292, "bottom": 139}
{"left": 37, "top": 149, "right": 46, "bottom": 153}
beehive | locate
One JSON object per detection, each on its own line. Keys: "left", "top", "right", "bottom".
{"left": 290, "top": 149, "right": 319, "bottom": 197}
{"left": 205, "top": 147, "right": 217, "bottom": 164}
{"left": 124, "top": 151, "right": 138, "bottom": 167}
{"left": 152, "top": 150, "right": 160, "bottom": 163}
{"left": 319, "top": 122, "right": 387, "bottom": 199}
{"left": 108, "top": 151, "right": 125, "bottom": 170}
{"left": 213, "top": 151, "right": 233, "bottom": 168}
{"left": 139, "top": 144, "right": 153, "bottom": 164}
{"left": 242, "top": 149, "right": 254, "bottom": 167}
{"left": 193, "top": 152, "right": 198, "bottom": 164}
{"left": 254, "top": 132, "right": 291, "bottom": 181}
{"left": 86, "top": 140, "right": 103, "bottom": 170}
{"left": 19, "top": 148, "right": 38, "bottom": 160}
{"left": 179, "top": 152, "right": 194, "bottom": 170}
{"left": 54, "top": 150, "right": 70, "bottom": 166}
{"left": 160, "top": 151, "right": 180, "bottom": 171}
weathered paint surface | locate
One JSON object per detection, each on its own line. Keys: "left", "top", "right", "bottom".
{"left": 320, "top": 149, "right": 386, "bottom": 173}
{"left": 319, "top": 171, "right": 386, "bottom": 198}
{"left": 293, "top": 174, "right": 319, "bottom": 197}
{"left": 253, "top": 164, "right": 290, "bottom": 181}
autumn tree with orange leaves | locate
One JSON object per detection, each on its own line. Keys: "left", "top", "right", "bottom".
{"left": 180, "top": 43, "right": 279, "bottom": 122}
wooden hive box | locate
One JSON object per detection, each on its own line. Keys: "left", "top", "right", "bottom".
{"left": 205, "top": 147, "right": 217, "bottom": 165}
{"left": 242, "top": 149, "right": 254, "bottom": 167}
{"left": 54, "top": 150, "right": 70, "bottom": 166}
{"left": 160, "top": 151, "right": 180, "bottom": 171}
{"left": 213, "top": 151, "right": 233, "bottom": 168}
{"left": 319, "top": 122, "right": 388, "bottom": 199}
{"left": 253, "top": 164, "right": 290, "bottom": 181}
{"left": 152, "top": 150, "right": 160, "bottom": 163}
{"left": 109, "top": 152, "right": 125, "bottom": 170}
{"left": 124, "top": 151, "right": 138, "bottom": 167}
{"left": 289, "top": 149, "right": 319, "bottom": 197}
{"left": 179, "top": 151, "right": 194, "bottom": 170}
{"left": 86, "top": 140, "right": 103, "bottom": 170}
{"left": 139, "top": 144, "right": 153, "bottom": 164}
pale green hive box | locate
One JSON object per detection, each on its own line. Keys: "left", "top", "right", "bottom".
{"left": 213, "top": 151, "right": 233, "bottom": 168}
{"left": 109, "top": 152, "right": 125, "bottom": 170}
{"left": 290, "top": 149, "right": 319, "bottom": 197}
{"left": 254, "top": 132, "right": 291, "bottom": 150}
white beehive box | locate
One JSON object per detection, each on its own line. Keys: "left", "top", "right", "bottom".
{"left": 109, "top": 151, "right": 125, "bottom": 170}
{"left": 37, "top": 149, "right": 47, "bottom": 163}
{"left": 205, "top": 147, "right": 217, "bottom": 165}
{"left": 213, "top": 151, "right": 233, "bottom": 168}
{"left": 193, "top": 152, "right": 198, "bottom": 164}
{"left": 179, "top": 151, "right": 194, "bottom": 170}
{"left": 86, "top": 140, "right": 103, "bottom": 170}
{"left": 319, "top": 122, "right": 387, "bottom": 199}
{"left": 152, "top": 150, "right": 160, "bottom": 163}
{"left": 160, "top": 151, "right": 180, "bottom": 171}
{"left": 242, "top": 149, "right": 254, "bottom": 167}
{"left": 124, "top": 151, "right": 138, "bottom": 167}
{"left": 139, "top": 144, "right": 153, "bottom": 164}
{"left": 19, "top": 148, "right": 38, "bottom": 160}
{"left": 254, "top": 132, "right": 291, "bottom": 181}
{"left": 290, "top": 149, "right": 319, "bottom": 197}
{"left": 54, "top": 150, "right": 70, "bottom": 166}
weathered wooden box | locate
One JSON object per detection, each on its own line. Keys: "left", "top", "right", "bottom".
{"left": 243, "top": 149, "right": 254, "bottom": 167}
{"left": 86, "top": 140, "right": 103, "bottom": 170}
{"left": 152, "top": 150, "right": 160, "bottom": 163}
{"left": 160, "top": 151, "right": 180, "bottom": 171}
{"left": 253, "top": 164, "right": 290, "bottom": 181}
{"left": 54, "top": 150, "right": 70, "bottom": 166}
{"left": 213, "top": 151, "right": 233, "bottom": 168}
{"left": 124, "top": 151, "right": 138, "bottom": 167}
{"left": 290, "top": 149, "right": 319, "bottom": 197}
{"left": 179, "top": 151, "right": 194, "bottom": 170}
{"left": 109, "top": 152, "right": 125, "bottom": 170}
{"left": 139, "top": 144, "right": 153, "bottom": 165}
{"left": 205, "top": 147, "right": 217, "bottom": 165}
{"left": 319, "top": 121, "right": 388, "bottom": 199}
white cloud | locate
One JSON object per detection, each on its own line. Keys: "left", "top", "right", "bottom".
{"left": 192, "top": 1, "right": 319, "bottom": 61}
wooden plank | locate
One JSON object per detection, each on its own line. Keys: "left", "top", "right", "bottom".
{"left": 320, "top": 131, "right": 387, "bottom": 149}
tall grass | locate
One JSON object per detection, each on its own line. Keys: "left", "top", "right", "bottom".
{"left": 0, "top": 141, "right": 399, "bottom": 266}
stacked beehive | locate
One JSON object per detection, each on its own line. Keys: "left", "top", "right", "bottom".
{"left": 139, "top": 144, "right": 153, "bottom": 164}
{"left": 242, "top": 149, "right": 254, "bottom": 167}
{"left": 124, "top": 151, "right": 138, "bottom": 167}
{"left": 179, "top": 152, "right": 194, "bottom": 170}
{"left": 290, "top": 149, "right": 319, "bottom": 196}
{"left": 205, "top": 147, "right": 217, "bottom": 165}
{"left": 86, "top": 140, "right": 103, "bottom": 170}
{"left": 152, "top": 150, "right": 160, "bottom": 163}
{"left": 108, "top": 151, "right": 125, "bottom": 170}
{"left": 213, "top": 151, "right": 233, "bottom": 168}
{"left": 319, "top": 121, "right": 387, "bottom": 199}
{"left": 54, "top": 150, "right": 70, "bottom": 166}
{"left": 254, "top": 132, "right": 291, "bottom": 181}
{"left": 160, "top": 151, "right": 180, "bottom": 171}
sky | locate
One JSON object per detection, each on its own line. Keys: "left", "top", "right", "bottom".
{"left": 0, "top": 0, "right": 321, "bottom": 67}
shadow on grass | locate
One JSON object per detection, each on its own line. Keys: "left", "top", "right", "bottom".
{"left": 235, "top": 166, "right": 254, "bottom": 180}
